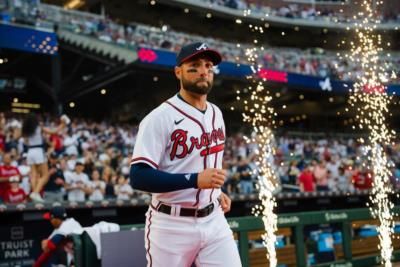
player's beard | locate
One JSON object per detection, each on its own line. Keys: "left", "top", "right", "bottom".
{"left": 182, "top": 77, "right": 213, "bottom": 95}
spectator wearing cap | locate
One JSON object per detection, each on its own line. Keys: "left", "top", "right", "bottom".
{"left": 64, "top": 162, "right": 90, "bottom": 202}
{"left": 0, "top": 153, "right": 21, "bottom": 202}
{"left": 3, "top": 176, "right": 26, "bottom": 204}
{"left": 43, "top": 152, "right": 65, "bottom": 202}
{"left": 34, "top": 206, "right": 83, "bottom": 267}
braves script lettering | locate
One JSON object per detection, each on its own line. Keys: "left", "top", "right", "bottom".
{"left": 170, "top": 128, "right": 225, "bottom": 160}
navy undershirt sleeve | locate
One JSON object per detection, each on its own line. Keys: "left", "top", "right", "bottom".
{"left": 49, "top": 234, "right": 66, "bottom": 248}
{"left": 130, "top": 163, "right": 199, "bottom": 193}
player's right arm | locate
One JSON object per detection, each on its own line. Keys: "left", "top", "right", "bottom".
{"left": 130, "top": 107, "right": 226, "bottom": 193}
{"left": 130, "top": 163, "right": 226, "bottom": 193}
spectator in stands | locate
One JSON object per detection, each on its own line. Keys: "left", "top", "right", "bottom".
{"left": 87, "top": 169, "right": 106, "bottom": 201}
{"left": 4, "top": 118, "right": 22, "bottom": 153}
{"left": 18, "top": 153, "right": 31, "bottom": 195}
{"left": 64, "top": 162, "right": 90, "bottom": 202}
{"left": 237, "top": 156, "right": 254, "bottom": 194}
{"left": 390, "top": 164, "right": 400, "bottom": 190}
{"left": 3, "top": 176, "right": 26, "bottom": 204}
{"left": 352, "top": 166, "right": 373, "bottom": 190}
{"left": 0, "top": 153, "right": 21, "bottom": 203}
{"left": 22, "top": 114, "right": 67, "bottom": 202}
{"left": 288, "top": 160, "right": 300, "bottom": 185}
{"left": 336, "top": 166, "right": 351, "bottom": 192}
{"left": 44, "top": 152, "right": 65, "bottom": 202}
{"left": 83, "top": 151, "right": 95, "bottom": 177}
{"left": 313, "top": 160, "right": 329, "bottom": 191}
{"left": 326, "top": 155, "right": 340, "bottom": 181}
{"left": 63, "top": 129, "right": 78, "bottom": 157}
{"left": 102, "top": 165, "right": 116, "bottom": 199}
{"left": 114, "top": 175, "right": 134, "bottom": 200}
{"left": 0, "top": 112, "right": 5, "bottom": 153}
{"left": 224, "top": 161, "right": 240, "bottom": 194}
{"left": 49, "top": 132, "right": 64, "bottom": 156}
{"left": 298, "top": 165, "right": 315, "bottom": 192}
{"left": 277, "top": 161, "right": 289, "bottom": 184}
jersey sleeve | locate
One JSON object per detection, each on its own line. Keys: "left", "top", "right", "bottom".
{"left": 64, "top": 172, "right": 73, "bottom": 185}
{"left": 131, "top": 110, "right": 168, "bottom": 169}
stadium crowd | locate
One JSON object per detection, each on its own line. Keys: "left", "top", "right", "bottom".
{"left": 1, "top": 112, "right": 400, "bottom": 204}
{"left": 1, "top": 2, "right": 400, "bottom": 82}
{"left": 201, "top": 0, "right": 400, "bottom": 23}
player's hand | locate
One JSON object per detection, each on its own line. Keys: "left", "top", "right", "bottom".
{"left": 41, "top": 239, "right": 48, "bottom": 251}
{"left": 197, "top": 168, "right": 227, "bottom": 189}
{"left": 219, "top": 192, "right": 231, "bottom": 213}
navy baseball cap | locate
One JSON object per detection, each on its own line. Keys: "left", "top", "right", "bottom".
{"left": 43, "top": 206, "right": 67, "bottom": 220}
{"left": 176, "top": 42, "right": 222, "bottom": 66}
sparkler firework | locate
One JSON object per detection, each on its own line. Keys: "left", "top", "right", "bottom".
{"left": 345, "top": 1, "right": 396, "bottom": 265}
{"left": 236, "top": 22, "right": 279, "bottom": 267}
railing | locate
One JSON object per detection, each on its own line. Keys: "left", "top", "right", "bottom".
{"left": 72, "top": 207, "right": 400, "bottom": 267}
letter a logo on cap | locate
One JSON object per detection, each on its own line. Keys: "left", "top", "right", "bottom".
{"left": 196, "top": 43, "right": 208, "bottom": 51}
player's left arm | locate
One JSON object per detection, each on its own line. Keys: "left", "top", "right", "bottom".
{"left": 219, "top": 191, "right": 231, "bottom": 213}
{"left": 42, "top": 234, "right": 65, "bottom": 252}
{"left": 217, "top": 105, "right": 231, "bottom": 213}
{"left": 35, "top": 234, "right": 66, "bottom": 267}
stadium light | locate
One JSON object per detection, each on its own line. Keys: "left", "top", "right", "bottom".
{"left": 64, "top": 0, "right": 83, "bottom": 9}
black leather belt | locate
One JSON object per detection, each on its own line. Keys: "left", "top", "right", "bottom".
{"left": 154, "top": 203, "right": 215, "bottom": 218}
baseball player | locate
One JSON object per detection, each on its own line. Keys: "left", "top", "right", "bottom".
{"left": 130, "top": 42, "right": 242, "bottom": 267}
{"left": 34, "top": 206, "right": 83, "bottom": 267}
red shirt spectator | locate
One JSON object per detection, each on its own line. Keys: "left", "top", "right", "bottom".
{"left": 4, "top": 187, "right": 26, "bottom": 204}
{"left": 50, "top": 134, "right": 64, "bottom": 153}
{"left": 0, "top": 133, "right": 5, "bottom": 152}
{"left": 298, "top": 167, "right": 315, "bottom": 192}
{"left": 353, "top": 169, "right": 373, "bottom": 190}
{"left": 4, "top": 176, "right": 26, "bottom": 204}
{"left": 0, "top": 154, "right": 21, "bottom": 200}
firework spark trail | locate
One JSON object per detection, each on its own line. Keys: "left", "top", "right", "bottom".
{"left": 252, "top": 127, "right": 278, "bottom": 267}
{"left": 238, "top": 37, "right": 279, "bottom": 266}
{"left": 346, "top": 1, "right": 396, "bottom": 265}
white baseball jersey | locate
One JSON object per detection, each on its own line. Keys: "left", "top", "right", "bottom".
{"left": 65, "top": 171, "right": 90, "bottom": 202}
{"left": 49, "top": 218, "right": 83, "bottom": 238}
{"left": 131, "top": 94, "right": 226, "bottom": 208}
